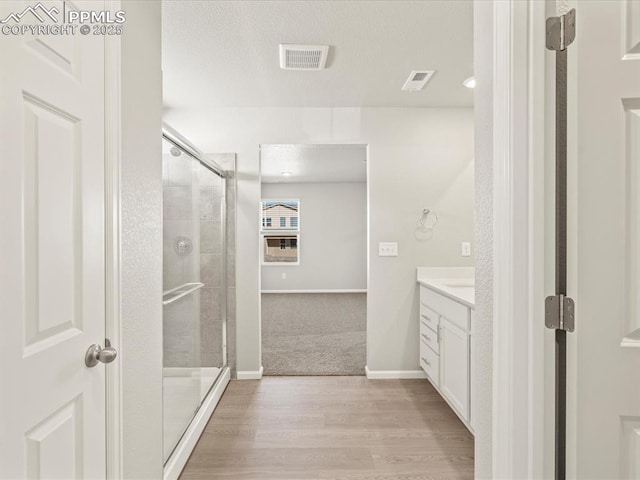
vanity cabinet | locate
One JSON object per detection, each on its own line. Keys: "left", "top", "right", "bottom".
{"left": 439, "top": 317, "right": 470, "bottom": 421}
{"left": 418, "top": 284, "right": 473, "bottom": 432}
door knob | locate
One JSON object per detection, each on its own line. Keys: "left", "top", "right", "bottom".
{"left": 85, "top": 339, "right": 118, "bottom": 367}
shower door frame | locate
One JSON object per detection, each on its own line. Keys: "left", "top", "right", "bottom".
{"left": 160, "top": 125, "right": 231, "bottom": 478}
{"left": 161, "top": 124, "right": 229, "bottom": 387}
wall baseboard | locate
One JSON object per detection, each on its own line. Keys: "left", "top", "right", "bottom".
{"left": 365, "top": 366, "right": 427, "bottom": 379}
{"left": 163, "top": 367, "right": 230, "bottom": 480}
{"left": 236, "top": 366, "right": 264, "bottom": 380}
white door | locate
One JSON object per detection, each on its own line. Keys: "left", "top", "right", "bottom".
{"left": 439, "top": 317, "right": 470, "bottom": 421}
{"left": 572, "top": 1, "right": 640, "bottom": 477}
{"left": 0, "top": 1, "right": 108, "bottom": 478}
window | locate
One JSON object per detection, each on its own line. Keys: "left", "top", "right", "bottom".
{"left": 261, "top": 200, "right": 300, "bottom": 264}
{"left": 263, "top": 235, "right": 298, "bottom": 263}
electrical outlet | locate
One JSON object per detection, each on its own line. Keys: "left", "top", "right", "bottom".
{"left": 461, "top": 242, "right": 471, "bottom": 257}
{"left": 379, "top": 242, "right": 398, "bottom": 257}
{"left": 281, "top": 273, "right": 287, "bottom": 280}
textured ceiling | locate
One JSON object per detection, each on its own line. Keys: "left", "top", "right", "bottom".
{"left": 162, "top": 0, "right": 474, "bottom": 109}
{"left": 261, "top": 144, "right": 367, "bottom": 183}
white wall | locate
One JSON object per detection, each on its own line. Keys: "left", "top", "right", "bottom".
{"left": 473, "top": 2, "right": 493, "bottom": 478}
{"left": 261, "top": 182, "right": 367, "bottom": 290}
{"left": 163, "top": 107, "right": 474, "bottom": 374}
{"left": 120, "top": 1, "right": 163, "bottom": 478}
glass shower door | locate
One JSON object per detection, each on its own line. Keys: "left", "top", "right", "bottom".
{"left": 162, "top": 137, "right": 226, "bottom": 463}
{"left": 196, "top": 161, "right": 227, "bottom": 402}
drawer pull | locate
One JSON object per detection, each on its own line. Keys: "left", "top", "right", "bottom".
{"left": 421, "top": 314, "right": 432, "bottom": 322}
{"left": 421, "top": 356, "right": 431, "bottom": 366}
{"left": 421, "top": 333, "right": 431, "bottom": 342}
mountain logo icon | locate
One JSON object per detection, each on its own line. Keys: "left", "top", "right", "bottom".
{"left": 0, "top": 3, "right": 60, "bottom": 24}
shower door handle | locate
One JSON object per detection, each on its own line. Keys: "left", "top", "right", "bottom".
{"left": 85, "top": 339, "right": 118, "bottom": 367}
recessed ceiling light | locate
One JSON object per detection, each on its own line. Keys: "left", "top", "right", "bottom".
{"left": 463, "top": 76, "right": 476, "bottom": 89}
{"left": 281, "top": 171, "right": 292, "bottom": 176}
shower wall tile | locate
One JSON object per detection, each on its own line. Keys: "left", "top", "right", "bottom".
{"left": 198, "top": 161, "right": 225, "bottom": 369}
{"left": 226, "top": 219, "right": 236, "bottom": 256}
{"left": 163, "top": 153, "right": 236, "bottom": 375}
{"left": 198, "top": 166, "right": 216, "bottom": 187}
{"left": 167, "top": 155, "right": 194, "bottom": 187}
{"left": 163, "top": 220, "right": 198, "bottom": 290}
{"left": 163, "top": 293, "right": 201, "bottom": 368}
{"left": 163, "top": 154, "right": 236, "bottom": 376}
{"left": 200, "top": 221, "right": 222, "bottom": 254}
{"left": 227, "top": 254, "right": 236, "bottom": 288}
{"left": 163, "top": 187, "right": 192, "bottom": 221}
{"left": 200, "top": 254, "right": 223, "bottom": 288}
{"left": 200, "top": 287, "right": 221, "bottom": 327}
{"left": 200, "top": 287, "right": 223, "bottom": 367}
{"left": 199, "top": 187, "right": 223, "bottom": 221}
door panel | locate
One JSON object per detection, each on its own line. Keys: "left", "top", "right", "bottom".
{"left": 25, "top": 397, "right": 83, "bottom": 479}
{"left": 23, "top": 93, "right": 82, "bottom": 352}
{"left": 624, "top": 0, "right": 640, "bottom": 59}
{"left": 0, "top": 1, "right": 107, "bottom": 478}
{"left": 575, "top": 1, "right": 640, "bottom": 477}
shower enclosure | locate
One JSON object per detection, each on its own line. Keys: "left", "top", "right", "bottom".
{"left": 161, "top": 128, "right": 235, "bottom": 466}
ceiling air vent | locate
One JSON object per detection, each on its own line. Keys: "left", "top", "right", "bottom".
{"left": 401, "top": 70, "right": 436, "bottom": 91}
{"left": 279, "top": 44, "right": 329, "bottom": 71}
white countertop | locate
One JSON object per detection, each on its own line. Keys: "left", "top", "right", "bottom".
{"left": 416, "top": 267, "right": 475, "bottom": 308}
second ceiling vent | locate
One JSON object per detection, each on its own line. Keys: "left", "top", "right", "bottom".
{"left": 279, "top": 44, "right": 329, "bottom": 71}
{"left": 401, "top": 70, "right": 436, "bottom": 91}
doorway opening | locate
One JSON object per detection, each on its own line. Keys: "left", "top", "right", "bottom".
{"left": 259, "top": 144, "right": 368, "bottom": 375}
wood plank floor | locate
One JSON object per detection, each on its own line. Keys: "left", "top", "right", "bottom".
{"left": 179, "top": 376, "right": 474, "bottom": 480}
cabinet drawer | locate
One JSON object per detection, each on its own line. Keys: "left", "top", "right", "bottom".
{"left": 420, "top": 341, "right": 439, "bottom": 385}
{"left": 420, "top": 322, "right": 439, "bottom": 354}
{"left": 420, "top": 286, "right": 470, "bottom": 331}
{"left": 419, "top": 303, "right": 438, "bottom": 333}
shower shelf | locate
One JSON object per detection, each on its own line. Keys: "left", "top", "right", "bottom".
{"left": 162, "top": 282, "right": 205, "bottom": 306}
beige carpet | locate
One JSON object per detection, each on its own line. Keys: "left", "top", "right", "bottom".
{"left": 261, "top": 293, "right": 366, "bottom": 375}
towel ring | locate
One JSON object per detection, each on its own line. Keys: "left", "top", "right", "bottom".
{"left": 417, "top": 208, "right": 438, "bottom": 231}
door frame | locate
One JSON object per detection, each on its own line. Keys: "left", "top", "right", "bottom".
{"left": 101, "top": 0, "right": 550, "bottom": 477}
{"left": 105, "top": 0, "right": 123, "bottom": 477}
{"left": 489, "top": 0, "right": 548, "bottom": 477}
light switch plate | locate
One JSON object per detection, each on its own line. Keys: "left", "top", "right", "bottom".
{"left": 379, "top": 242, "right": 398, "bottom": 257}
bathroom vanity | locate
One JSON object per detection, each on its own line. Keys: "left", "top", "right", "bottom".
{"left": 416, "top": 268, "right": 474, "bottom": 433}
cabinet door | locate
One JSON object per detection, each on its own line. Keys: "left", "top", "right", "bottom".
{"left": 439, "top": 317, "right": 470, "bottom": 421}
